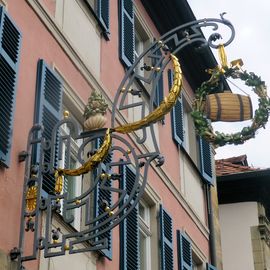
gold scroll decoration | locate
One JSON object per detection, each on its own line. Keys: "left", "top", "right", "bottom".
{"left": 114, "top": 54, "right": 183, "bottom": 134}
{"left": 56, "top": 128, "right": 112, "bottom": 177}
{"left": 25, "top": 186, "right": 38, "bottom": 212}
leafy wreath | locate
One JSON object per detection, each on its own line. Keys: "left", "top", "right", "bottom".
{"left": 191, "top": 65, "right": 270, "bottom": 147}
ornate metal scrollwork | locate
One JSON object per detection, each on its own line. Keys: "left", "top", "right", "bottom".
{"left": 14, "top": 16, "right": 235, "bottom": 270}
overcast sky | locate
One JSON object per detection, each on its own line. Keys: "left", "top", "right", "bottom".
{"left": 187, "top": 0, "right": 270, "bottom": 168}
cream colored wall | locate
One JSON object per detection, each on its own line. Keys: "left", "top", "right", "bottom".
{"left": 55, "top": 0, "right": 101, "bottom": 79}
{"left": 180, "top": 154, "right": 206, "bottom": 224}
{"left": 39, "top": 215, "right": 97, "bottom": 270}
{"left": 219, "top": 202, "right": 258, "bottom": 270}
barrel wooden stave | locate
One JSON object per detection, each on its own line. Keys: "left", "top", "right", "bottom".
{"left": 205, "top": 92, "right": 253, "bottom": 122}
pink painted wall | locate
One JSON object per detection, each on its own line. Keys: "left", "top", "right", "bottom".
{"left": 0, "top": 0, "right": 210, "bottom": 269}
{"left": 0, "top": 0, "right": 92, "bottom": 260}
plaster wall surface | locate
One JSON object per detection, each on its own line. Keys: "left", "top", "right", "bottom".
{"left": 0, "top": 0, "right": 212, "bottom": 269}
{"left": 55, "top": 0, "right": 101, "bottom": 79}
{"left": 219, "top": 202, "right": 258, "bottom": 270}
{"left": 180, "top": 153, "right": 206, "bottom": 224}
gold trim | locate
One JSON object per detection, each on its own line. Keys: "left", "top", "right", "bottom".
{"left": 56, "top": 128, "right": 112, "bottom": 176}
{"left": 26, "top": 186, "right": 38, "bottom": 212}
{"left": 114, "top": 54, "right": 182, "bottom": 133}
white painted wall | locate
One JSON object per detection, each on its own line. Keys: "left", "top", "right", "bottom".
{"left": 39, "top": 214, "right": 97, "bottom": 270}
{"left": 180, "top": 154, "right": 206, "bottom": 224}
{"left": 219, "top": 202, "right": 259, "bottom": 270}
{"left": 55, "top": 0, "right": 101, "bottom": 79}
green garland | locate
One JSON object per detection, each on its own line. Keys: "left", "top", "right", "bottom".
{"left": 191, "top": 66, "right": 270, "bottom": 147}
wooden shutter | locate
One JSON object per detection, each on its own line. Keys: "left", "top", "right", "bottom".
{"left": 206, "top": 263, "right": 217, "bottom": 270}
{"left": 160, "top": 205, "right": 174, "bottom": 270}
{"left": 199, "top": 137, "right": 214, "bottom": 184}
{"left": 170, "top": 69, "right": 184, "bottom": 146}
{"left": 97, "top": 0, "right": 110, "bottom": 33}
{"left": 153, "top": 48, "right": 164, "bottom": 108}
{"left": 119, "top": 0, "right": 134, "bottom": 67}
{"left": 34, "top": 59, "right": 63, "bottom": 194}
{"left": 120, "top": 165, "right": 140, "bottom": 270}
{"left": 94, "top": 138, "right": 113, "bottom": 259}
{"left": 0, "top": 7, "right": 22, "bottom": 167}
{"left": 177, "top": 230, "right": 192, "bottom": 270}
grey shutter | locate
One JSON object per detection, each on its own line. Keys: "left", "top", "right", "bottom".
{"left": 97, "top": 0, "right": 110, "bottom": 33}
{"left": 120, "top": 165, "right": 140, "bottom": 270}
{"left": 34, "top": 59, "right": 63, "bottom": 194}
{"left": 170, "top": 69, "right": 184, "bottom": 146}
{"left": 177, "top": 230, "right": 192, "bottom": 270}
{"left": 160, "top": 205, "right": 174, "bottom": 270}
{"left": 153, "top": 48, "right": 164, "bottom": 107}
{"left": 206, "top": 263, "right": 217, "bottom": 270}
{"left": 94, "top": 138, "right": 113, "bottom": 259}
{"left": 199, "top": 137, "right": 214, "bottom": 185}
{"left": 119, "top": 0, "right": 134, "bottom": 67}
{"left": 0, "top": 6, "right": 22, "bottom": 167}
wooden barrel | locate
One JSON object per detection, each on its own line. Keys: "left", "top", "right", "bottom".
{"left": 204, "top": 92, "right": 253, "bottom": 122}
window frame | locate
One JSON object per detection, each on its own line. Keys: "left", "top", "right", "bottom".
{"left": 85, "top": 0, "right": 110, "bottom": 40}
{"left": 139, "top": 200, "right": 152, "bottom": 270}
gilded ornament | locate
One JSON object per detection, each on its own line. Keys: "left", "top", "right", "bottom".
{"left": 191, "top": 61, "right": 270, "bottom": 147}
{"left": 25, "top": 186, "right": 38, "bottom": 212}
{"left": 114, "top": 54, "right": 182, "bottom": 133}
{"left": 56, "top": 128, "right": 112, "bottom": 176}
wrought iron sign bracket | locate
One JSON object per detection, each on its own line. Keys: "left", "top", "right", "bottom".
{"left": 12, "top": 15, "right": 235, "bottom": 270}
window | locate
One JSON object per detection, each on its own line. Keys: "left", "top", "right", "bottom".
{"left": 0, "top": 6, "right": 22, "bottom": 167}
{"left": 177, "top": 230, "right": 192, "bottom": 270}
{"left": 119, "top": 0, "right": 135, "bottom": 67}
{"left": 170, "top": 72, "right": 214, "bottom": 185}
{"left": 120, "top": 165, "right": 140, "bottom": 270}
{"left": 85, "top": 0, "right": 110, "bottom": 38}
{"left": 59, "top": 110, "right": 83, "bottom": 231}
{"left": 177, "top": 230, "right": 206, "bottom": 270}
{"left": 139, "top": 201, "right": 152, "bottom": 270}
{"left": 159, "top": 205, "right": 174, "bottom": 270}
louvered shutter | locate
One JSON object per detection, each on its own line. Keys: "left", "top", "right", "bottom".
{"left": 199, "top": 137, "right": 214, "bottom": 185}
{"left": 93, "top": 137, "right": 113, "bottom": 259}
{"left": 206, "top": 263, "right": 217, "bottom": 270}
{"left": 0, "top": 7, "right": 22, "bottom": 167}
{"left": 97, "top": 0, "right": 110, "bottom": 33}
{"left": 119, "top": 0, "right": 134, "bottom": 67}
{"left": 170, "top": 69, "right": 184, "bottom": 146}
{"left": 34, "top": 59, "right": 63, "bottom": 194}
{"left": 153, "top": 48, "right": 164, "bottom": 108}
{"left": 160, "top": 205, "right": 173, "bottom": 270}
{"left": 120, "top": 165, "right": 140, "bottom": 270}
{"left": 177, "top": 230, "right": 192, "bottom": 270}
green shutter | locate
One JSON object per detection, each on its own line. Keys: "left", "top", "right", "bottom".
{"left": 160, "top": 205, "right": 174, "bottom": 270}
{"left": 97, "top": 0, "right": 110, "bottom": 33}
{"left": 206, "top": 263, "right": 217, "bottom": 270}
{"left": 94, "top": 138, "right": 113, "bottom": 259}
{"left": 177, "top": 230, "right": 192, "bottom": 270}
{"left": 199, "top": 137, "right": 214, "bottom": 185}
{"left": 120, "top": 165, "right": 140, "bottom": 270}
{"left": 119, "top": 0, "right": 134, "bottom": 67}
{"left": 0, "top": 6, "right": 22, "bottom": 167}
{"left": 34, "top": 59, "right": 63, "bottom": 194}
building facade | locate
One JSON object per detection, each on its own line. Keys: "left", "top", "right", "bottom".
{"left": 217, "top": 156, "right": 270, "bottom": 270}
{"left": 0, "top": 0, "right": 220, "bottom": 269}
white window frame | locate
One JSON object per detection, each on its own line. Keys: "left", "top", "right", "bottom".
{"left": 59, "top": 118, "right": 82, "bottom": 231}
{"left": 139, "top": 200, "right": 152, "bottom": 270}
